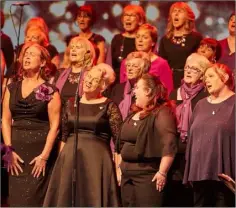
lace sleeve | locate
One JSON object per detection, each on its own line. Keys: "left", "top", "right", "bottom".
{"left": 107, "top": 101, "right": 123, "bottom": 144}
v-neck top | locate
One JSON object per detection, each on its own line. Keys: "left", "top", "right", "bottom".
{"left": 8, "top": 81, "right": 58, "bottom": 127}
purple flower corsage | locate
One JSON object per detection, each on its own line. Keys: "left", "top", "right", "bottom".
{"left": 1, "top": 144, "right": 15, "bottom": 168}
{"left": 34, "top": 84, "right": 54, "bottom": 102}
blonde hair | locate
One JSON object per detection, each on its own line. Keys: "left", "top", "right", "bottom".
{"left": 122, "top": 5, "right": 146, "bottom": 25}
{"left": 185, "top": 53, "right": 211, "bottom": 74}
{"left": 166, "top": 2, "right": 195, "bottom": 39}
{"left": 90, "top": 63, "right": 116, "bottom": 89}
{"left": 62, "top": 36, "right": 96, "bottom": 69}
{"left": 126, "top": 51, "right": 151, "bottom": 76}
{"left": 24, "top": 27, "right": 49, "bottom": 47}
{"left": 25, "top": 17, "right": 49, "bottom": 42}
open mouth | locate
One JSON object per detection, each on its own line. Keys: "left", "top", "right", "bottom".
{"left": 125, "top": 22, "right": 132, "bottom": 27}
{"left": 24, "top": 60, "right": 30, "bottom": 66}
{"left": 206, "top": 84, "right": 212, "bottom": 90}
{"left": 174, "top": 17, "right": 179, "bottom": 23}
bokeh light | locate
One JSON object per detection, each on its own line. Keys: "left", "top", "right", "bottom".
{"left": 188, "top": 1, "right": 200, "bottom": 19}
{"left": 112, "top": 4, "right": 123, "bottom": 17}
{"left": 205, "top": 17, "right": 213, "bottom": 26}
{"left": 146, "top": 4, "right": 160, "bottom": 21}
{"left": 103, "top": 13, "right": 109, "bottom": 20}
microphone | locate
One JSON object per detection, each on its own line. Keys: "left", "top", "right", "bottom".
{"left": 12, "top": 2, "right": 30, "bottom": 6}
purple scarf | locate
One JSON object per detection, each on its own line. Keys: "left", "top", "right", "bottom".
{"left": 176, "top": 82, "right": 204, "bottom": 142}
{"left": 119, "top": 81, "right": 133, "bottom": 120}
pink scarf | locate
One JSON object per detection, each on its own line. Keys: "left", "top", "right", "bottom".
{"left": 176, "top": 81, "right": 204, "bottom": 142}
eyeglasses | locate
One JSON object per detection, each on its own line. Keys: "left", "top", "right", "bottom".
{"left": 184, "top": 66, "right": 202, "bottom": 74}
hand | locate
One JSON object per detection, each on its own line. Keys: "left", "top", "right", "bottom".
{"left": 152, "top": 171, "right": 167, "bottom": 192}
{"left": 7, "top": 152, "right": 24, "bottom": 176}
{"left": 116, "top": 167, "right": 122, "bottom": 186}
{"left": 29, "top": 155, "right": 47, "bottom": 178}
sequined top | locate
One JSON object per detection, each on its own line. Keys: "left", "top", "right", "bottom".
{"left": 183, "top": 95, "right": 235, "bottom": 183}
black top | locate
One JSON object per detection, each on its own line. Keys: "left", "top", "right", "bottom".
{"left": 110, "top": 34, "right": 136, "bottom": 81}
{"left": 118, "top": 106, "right": 177, "bottom": 162}
{"left": 170, "top": 87, "right": 208, "bottom": 112}
{"left": 1, "top": 31, "right": 14, "bottom": 75}
{"left": 158, "top": 31, "right": 202, "bottom": 70}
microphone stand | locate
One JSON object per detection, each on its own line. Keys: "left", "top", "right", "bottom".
{"left": 72, "top": 69, "right": 84, "bottom": 207}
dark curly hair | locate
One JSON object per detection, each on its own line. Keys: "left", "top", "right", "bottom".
{"left": 131, "top": 73, "right": 176, "bottom": 119}
{"left": 14, "top": 42, "right": 54, "bottom": 81}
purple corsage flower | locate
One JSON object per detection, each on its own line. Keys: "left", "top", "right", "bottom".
{"left": 34, "top": 84, "right": 54, "bottom": 102}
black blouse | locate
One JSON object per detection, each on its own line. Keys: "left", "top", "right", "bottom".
{"left": 117, "top": 106, "right": 178, "bottom": 162}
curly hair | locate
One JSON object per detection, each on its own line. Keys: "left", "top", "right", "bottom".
{"left": 126, "top": 51, "right": 151, "bottom": 77}
{"left": 15, "top": 42, "right": 53, "bottom": 81}
{"left": 131, "top": 74, "right": 176, "bottom": 118}
{"left": 166, "top": 2, "right": 195, "bottom": 39}
{"left": 89, "top": 63, "right": 116, "bottom": 90}
{"left": 62, "top": 36, "right": 96, "bottom": 69}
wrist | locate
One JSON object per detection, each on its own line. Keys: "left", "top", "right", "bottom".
{"left": 39, "top": 154, "right": 48, "bottom": 161}
{"left": 158, "top": 170, "right": 167, "bottom": 178}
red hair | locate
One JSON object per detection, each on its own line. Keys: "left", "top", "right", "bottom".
{"left": 131, "top": 74, "right": 176, "bottom": 119}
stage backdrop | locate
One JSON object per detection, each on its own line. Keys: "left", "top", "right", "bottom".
{"left": 1, "top": 0, "right": 235, "bottom": 54}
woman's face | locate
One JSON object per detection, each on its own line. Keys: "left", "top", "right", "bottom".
{"left": 171, "top": 7, "right": 187, "bottom": 29}
{"left": 25, "top": 30, "right": 40, "bottom": 44}
{"left": 197, "top": 44, "right": 215, "bottom": 62}
{"left": 23, "top": 46, "right": 43, "bottom": 72}
{"left": 135, "top": 29, "right": 153, "bottom": 53}
{"left": 122, "top": 10, "right": 140, "bottom": 33}
{"left": 83, "top": 69, "right": 102, "bottom": 94}
{"left": 126, "top": 58, "right": 144, "bottom": 80}
{"left": 69, "top": 41, "right": 87, "bottom": 64}
{"left": 228, "top": 15, "right": 235, "bottom": 36}
{"left": 204, "top": 67, "right": 226, "bottom": 95}
{"left": 76, "top": 11, "right": 92, "bottom": 31}
{"left": 134, "top": 79, "right": 150, "bottom": 109}
{"left": 184, "top": 62, "right": 203, "bottom": 85}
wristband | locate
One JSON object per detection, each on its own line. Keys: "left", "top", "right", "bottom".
{"left": 158, "top": 171, "right": 167, "bottom": 178}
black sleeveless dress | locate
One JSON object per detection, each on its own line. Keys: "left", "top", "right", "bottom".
{"left": 43, "top": 98, "right": 122, "bottom": 207}
{"left": 7, "top": 81, "right": 58, "bottom": 207}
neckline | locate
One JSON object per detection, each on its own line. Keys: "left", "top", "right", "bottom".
{"left": 20, "top": 81, "right": 46, "bottom": 100}
{"left": 206, "top": 94, "right": 235, "bottom": 105}
{"left": 80, "top": 98, "right": 108, "bottom": 105}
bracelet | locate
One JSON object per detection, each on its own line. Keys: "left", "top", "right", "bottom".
{"left": 39, "top": 156, "right": 48, "bottom": 161}
{"left": 158, "top": 171, "right": 167, "bottom": 178}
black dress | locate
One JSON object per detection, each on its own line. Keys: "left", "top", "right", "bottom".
{"left": 44, "top": 99, "right": 122, "bottom": 207}
{"left": 7, "top": 81, "right": 58, "bottom": 207}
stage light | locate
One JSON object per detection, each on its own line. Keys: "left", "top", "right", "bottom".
{"left": 72, "top": 22, "right": 80, "bottom": 33}
{"left": 103, "top": 13, "right": 109, "bottom": 20}
{"left": 51, "top": 39, "right": 66, "bottom": 53}
{"left": 49, "top": 31, "right": 59, "bottom": 41}
{"left": 75, "top": 1, "right": 85, "bottom": 6}
{"left": 146, "top": 5, "right": 159, "bottom": 21}
{"left": 218, "top": 17, "right": 225, "bottom": 24}
{"left": 217, "top": 31, "right": 229, "bottom": 40}
{"left": 205, "top": 17, "right": 213, "bottom": 26}
{"left": 65, "top": 12, "right": 72, "bottom": 20}
{"left": 98, "top": 28, "right": 114, "bottom": 44}
{"left": 112, "top": 4, "right": 123, "bottom": 17}
{"left": 49, "top": 2, "right": 68, "bottom": 17}
{"left": 130, "top": 1, "right": 140, "bottom": 5}
{"left": 188, "top": 1, "right": 200, "bottom": 19}
{"left": 58, "top": 22, "right": 70, "bottom": 36}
